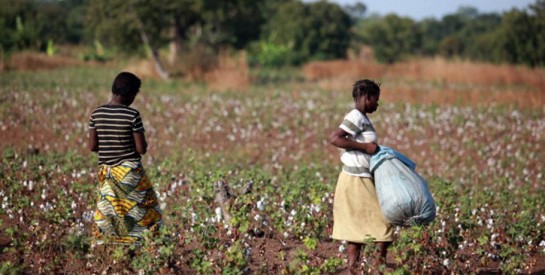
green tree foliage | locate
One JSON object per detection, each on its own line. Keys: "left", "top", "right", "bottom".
{"left": 435, "top": 8, "right": 502, "bottom": 61}
{"left": 342, "top": 1, "right": 367, "bottom": 23}
{"left": 84, "top": 0, "right": 272, "bottom": 77}
{"left": 358, "top": 14, "right": 421, "bottom": 64}
{"left": 1, "top": 0, "right": 544, "bottom": 69}
{"left": 436, "top": 7, "right": 476, "bottom": 59}
{"left": 531, "top": 0, "right": 545, "bottom": 66}
{"left": 354, "top": 2, "right": 543, "bottom": 66}
{"left": 84, "top": 0, "right": 170, "bottom": 54}
{"left": 259, "top": 0, "right": 352, "bottom": 66}
{"left": 0, "top": 0, "right": 42, "bottom": 51}
{"left": 498, "top": 1, "right": 545, "bottom": 67}
{"left": 197, "top": 0, "right": 268, "bottom": 49}
{"left": 249, "top": 41, "right": 295, "bottom": 68}
{"left": 500, "top": 10, "right": 538, "bottom": 66}
{"left": 419, "top": 18, "right": 444, "bottom": 56}
{"left": 0, "top": 0, "right": 85, "bottom": 53}
{"left": 84, "top": 0, "right": 267, "bottom": 53}
{"left": 461, "top": 13, "right": 502, "bottom": 61}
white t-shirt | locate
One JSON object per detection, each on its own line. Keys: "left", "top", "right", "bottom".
{"left": 338, "top": 109, "right": 377, "bottom": 177}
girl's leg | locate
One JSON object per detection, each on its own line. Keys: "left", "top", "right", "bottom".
{"left": 347, "top": 242, "right": 362, "bottom": 268}
{"left": 377, "top": 241, "right": 392, "bottom": 264}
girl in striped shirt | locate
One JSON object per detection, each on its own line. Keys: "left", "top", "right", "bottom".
{"left": 89, "top": 72, "right": 162, "bottom": 244}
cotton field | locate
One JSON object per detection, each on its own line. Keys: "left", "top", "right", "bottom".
{"left": 0, "top": 67, "right": 544, "bottom": 273}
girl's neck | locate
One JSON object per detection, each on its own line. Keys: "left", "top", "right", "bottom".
{"left": 108, "top": 101, "right": 126, "bottom": 106}
{"left": 356, "top": 106, "right": 367, "bottom": 115}
{"left": 109, "top": 95, "right": 128, "bottom": 106}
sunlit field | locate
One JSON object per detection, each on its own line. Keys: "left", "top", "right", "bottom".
{"left": 1, "top": 62, "right": 544, "bottom": 273}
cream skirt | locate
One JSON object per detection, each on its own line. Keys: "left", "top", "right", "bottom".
{"left": 332, "top": 171, "right": 393, "bottom": 243}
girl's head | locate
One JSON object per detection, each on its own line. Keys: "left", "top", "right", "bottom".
{"left": 352, "top": 79, "right": 380, "bottom": 100}
{"left": 352, "top": 79, "right": 381, "bottom": 113}
{"left": 112, "top": 72, "right": 141, "bottom": 105}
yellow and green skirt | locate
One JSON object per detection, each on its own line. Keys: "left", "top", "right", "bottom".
{"left": 93, "top": 161, "right": 162, "bottom": 244}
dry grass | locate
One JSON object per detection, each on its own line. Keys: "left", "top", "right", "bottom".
{"left": 390, "top": 58, "right": 545, "bottom": 87}
{"left": 123, "top": 59, "right": 164, "bottom": 80}
{"left": 122, "top": 49, "right": 250, "bottom": 92}
{"left": 203, "top": 51, "right": 249, "bottom": 92}
{"left": 4, "top": 47, "right": 544, "bottom": 106}
{"left": 2, "top": 51, "right": 84, "bottom": 72}
{"left": 302, "top": 57, "right": 545, "bottom": 107}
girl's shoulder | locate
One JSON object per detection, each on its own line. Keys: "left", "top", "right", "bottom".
{"left": 344, "top": 109, "right": 366, "bottom": 121}
{"left": 93, "top": 104, "right": 140, "bottom": 114}
{"left": 344, "top": 109, "right": 373, "bottom": 127}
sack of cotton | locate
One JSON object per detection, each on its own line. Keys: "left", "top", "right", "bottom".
{"left": 370, "top": 146, "right": 436, "bottom": 226}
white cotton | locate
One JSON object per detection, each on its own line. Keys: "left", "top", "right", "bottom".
{"left": 215, "top": 207, "right": 222, "bottom": 221}
{"left": 191, "top": 212, "right": 198, "bottom": 224}
{"left": 257, "top": 198, "right": 266, "bottom": 211}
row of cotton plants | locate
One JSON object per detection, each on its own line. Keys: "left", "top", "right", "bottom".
{"left": 1, "top": 67, "right": 544, "bottom": 273}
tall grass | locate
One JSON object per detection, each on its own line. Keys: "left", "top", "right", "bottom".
{"left": 303, "top": 57, "right": 545, "bottom": 107}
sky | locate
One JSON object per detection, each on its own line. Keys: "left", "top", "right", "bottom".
{"left": 328, "top": 0, "right": 537, "bottom": 20}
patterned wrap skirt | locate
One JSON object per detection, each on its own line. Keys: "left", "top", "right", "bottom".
{"left": 332, "top": 171, "right": 394, "bottom": 243}
{"left": 93, "top": 161, "right": 162, "bottom": 244}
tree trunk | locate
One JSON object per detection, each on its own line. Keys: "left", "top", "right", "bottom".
{"left": 139, "top": 31, "right": 170, "bottom": 80}
{"left": 168, "top": 25, "right": 182, "bottom": 66}
{"left": 129, "top": 4, "right": 169, "bottom": 80}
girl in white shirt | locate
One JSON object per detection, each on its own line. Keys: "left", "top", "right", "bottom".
{"left": 329, "top": 79, "right": 393, "bottom": 270}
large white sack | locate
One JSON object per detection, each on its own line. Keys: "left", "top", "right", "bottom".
{"left": 370, "top": 148, "right": 436, "bottom": 226}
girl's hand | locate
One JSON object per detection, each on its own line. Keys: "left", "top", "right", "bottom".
{"left": 367, "top": 142, "right": 380, "bottom": 155}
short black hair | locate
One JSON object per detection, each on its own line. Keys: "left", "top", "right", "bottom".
{"left": 112, "top": 72, "right": 141, "bottom": 97}
{"left": 352, "top": 79, "right": 381, "bottom": 100}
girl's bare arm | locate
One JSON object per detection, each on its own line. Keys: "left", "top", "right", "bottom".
{"left": 89, "top": 128, "right": 99, "bottom": 152}
{"left": 329, "top": 128, "right": 378, "bottom": 154}
{"left": 134, "top": 132, "right": 148, "bottom": 155}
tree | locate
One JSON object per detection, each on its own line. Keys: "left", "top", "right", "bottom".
{"left": 529, "top": 0, "right": 545, "bottom": 66}
{"left": 261, "top": 0, "right": 352, "bottom": 65}
{"left": 438, "top": 35, "right": 464, "bottom": 58}
{"left": 86, "top": 0, "right": 191, "bottom": 79}
{"left": 500, "top": 9, "right": 542, "bottom": 67}
{"left": 85, "top": 0, "right": 270, "bottom": 78}
{"left": 358, "top": 14, "right": 421, "bottom": 64}
{"left": 419, "top": 18, "right": 444, "bottom": 56}
{"left": 0, "top": 0, "right": 35, "bottom": 51}
{"left": 343, "top": 1, "right": 367, "bottom": 23}
{"left": 461, "top": 13, "right": 502, "bottom": 61}
{"left": 0, "top": 0, "right": 85, "bottom": 53}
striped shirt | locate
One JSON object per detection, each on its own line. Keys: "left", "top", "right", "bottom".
{"left": 338, "top": 109, "right": 377, "bottom": 178}
{"left": 89, "top": 105, "right": 145, "bottom": 165}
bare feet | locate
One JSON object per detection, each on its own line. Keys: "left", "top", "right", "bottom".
{"left": 347, "top": 242, "right": 362, "bottom": 269}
